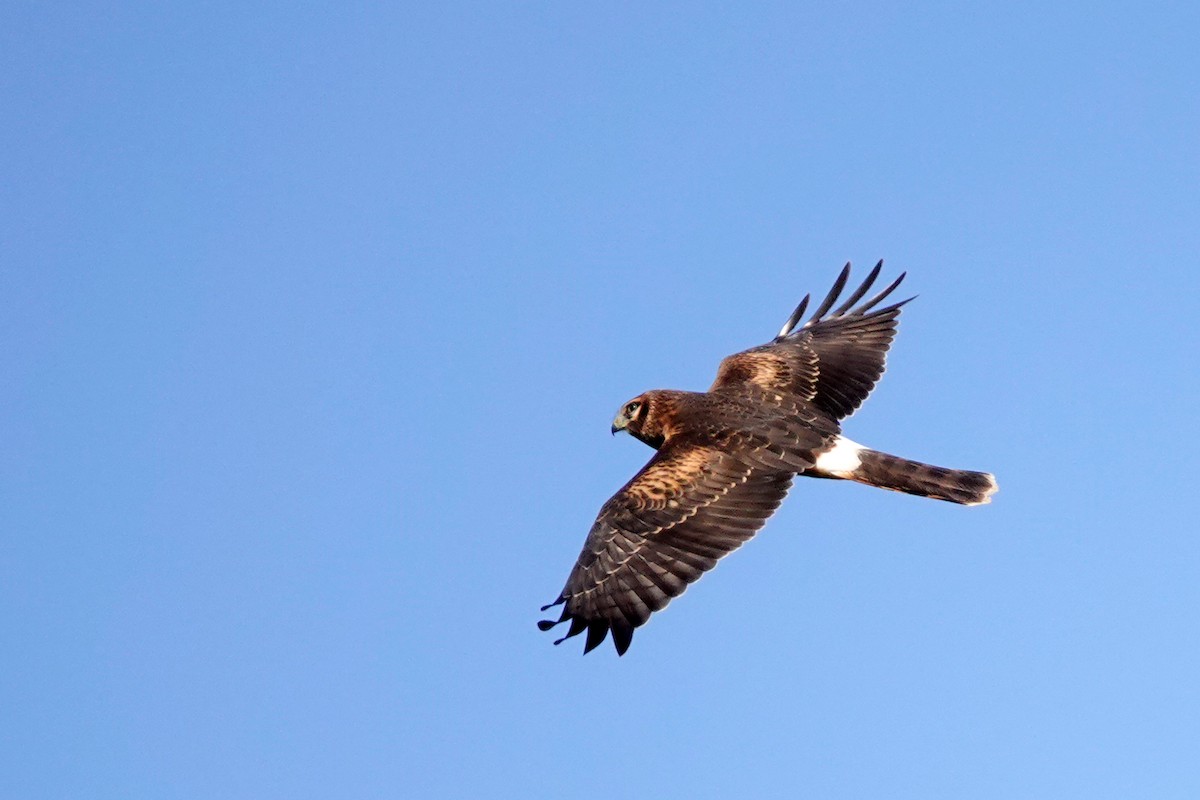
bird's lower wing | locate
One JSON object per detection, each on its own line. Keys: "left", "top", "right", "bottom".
{"left": 540, "top": 439, "right": 798, "bottom": 655}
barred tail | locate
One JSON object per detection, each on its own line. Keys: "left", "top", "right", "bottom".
{"left": 813, "top": 437, "right": 998, "bottom": 506}
{"left": 854, "top": 450, "right": 996, "bottom": 505}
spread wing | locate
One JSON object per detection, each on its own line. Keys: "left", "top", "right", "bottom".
{"left": 710, "top": 261, "right": 912, "bottom": 419}
{"left": 539, "top": 437, "right": 807, "bottom": 655}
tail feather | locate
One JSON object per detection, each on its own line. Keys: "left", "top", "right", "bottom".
{"left": 812, "top": 436, "right": 997, "bottom": 505}
{"left": 854, "top": 449, "right": 997, "bottom": 505}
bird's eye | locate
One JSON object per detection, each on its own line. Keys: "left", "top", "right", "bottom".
{"left": 625, "top": 402, "right": 640, "bottom": 416}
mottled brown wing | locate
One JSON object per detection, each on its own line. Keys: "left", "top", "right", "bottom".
{"left": 539, "top": 437, "right": 803, "bottom": 655}
{"left": 711, "top": 261, "right": 912, "bottom": 420}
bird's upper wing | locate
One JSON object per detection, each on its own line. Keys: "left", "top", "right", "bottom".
{"left": 710, "top": 262, "right": 912, "bottom": 420}
{"left": 539, "top": 428, "right": 823, "bottom": 655}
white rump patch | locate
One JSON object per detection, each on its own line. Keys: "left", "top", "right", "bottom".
{"left": 813, "top": 436, "right": 864, "bottom": 478}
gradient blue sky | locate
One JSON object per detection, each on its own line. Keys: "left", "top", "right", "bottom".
{"left": 4, "top": 3, "right": 1199, "bottom": 798}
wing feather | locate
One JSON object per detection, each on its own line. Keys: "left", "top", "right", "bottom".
{"left": 808, "top": 262, "right": 852, "bottom": 321}
{"left": 830, "top": 260, "right": 882, "bottom": 316}
{"left": 539, "top": 438, "right": 797, "bottom": 655}
{"left": 711, "top": 262, "right": 912, "bottom": 419}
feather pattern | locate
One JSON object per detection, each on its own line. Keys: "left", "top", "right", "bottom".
{"left": 714, "top": 261, "right": 912, "bottom": 419}
{"left": 541, "top": 262, "right": 995, "bottom": 655}
{"left": 539, "top": 396, "right": 827, "bottom": 655}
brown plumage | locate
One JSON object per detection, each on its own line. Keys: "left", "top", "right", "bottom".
{"left": 539, "top": 262, "right": 997, "bottom": 655}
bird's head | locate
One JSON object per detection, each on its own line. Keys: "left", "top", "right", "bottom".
{"left": 611, "top": 392, "right": 669, "bottom": 449}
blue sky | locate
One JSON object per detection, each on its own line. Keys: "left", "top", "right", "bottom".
{"left": 3, "top": 3, "right": 1199, "bottom": 798}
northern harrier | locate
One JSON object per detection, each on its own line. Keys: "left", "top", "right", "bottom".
{"left": 539, "top": 263, "right": 997, "bottom": 655}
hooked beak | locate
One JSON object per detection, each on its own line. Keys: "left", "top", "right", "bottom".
{"left": 611, "top": 415, "right": 628, "bottom": 436}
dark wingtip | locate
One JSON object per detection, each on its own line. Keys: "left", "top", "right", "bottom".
{"left": 582, "top": 621, "right": 609, "bottom": 654}
{"left": 554, "top": 619, "right": 582, "bottom": 645}
{"left": 857, "top": 270, "right": 909, "bottom": 314}
{"left": 810, "top": 262, "right": 852, "bottom": 322}
{"left": 610, "top": 624, "right": 634, "bottom": 656}
{"left": 552, "top": 615, "right": 588, "bottom": 646}
{"left": 537, "top": 604, "right": 568, "bottom": 633}
{"left": 540, "top": 603, "right": 571, "bottom": 634}
{"left": 539, "top": 597, "right": 564, "bottom": 612}
{"left": 776, "top": 293, "right": 811, "bottom": 339}
{"left": 830, "top": 260, "right": 883, "bottom": 316}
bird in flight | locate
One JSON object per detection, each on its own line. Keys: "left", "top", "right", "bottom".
{"left": 539, "top": 262, "right": 997, "bottom": 655}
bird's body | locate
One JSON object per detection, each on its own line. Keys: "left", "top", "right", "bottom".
{"left": 540, "top": 263, "right": 997, "bottom": 655}
{"left": 615, "top": 389, "right": 838, "bottom": 454}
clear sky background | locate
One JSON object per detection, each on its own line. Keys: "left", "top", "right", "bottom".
{"left": 3, "top": 3, "right": 1199, "bottom": 798}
